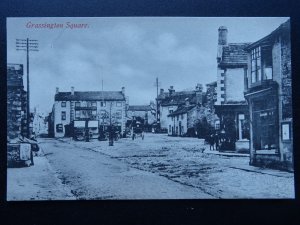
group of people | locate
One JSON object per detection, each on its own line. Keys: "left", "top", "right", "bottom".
{"left": 207, "top": 132, "right": 220, "bottom": 151}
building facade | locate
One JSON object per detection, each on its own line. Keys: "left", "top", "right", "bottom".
{"left": 51, "top": 87, "right": 126, "bottom": 137}
{"left": 244, "top": 19, "right": 293, "bottom": 171}
{"left": 215, "top": 26, "right": 250, "bottom": 152}
{"left": 7, "top": 64, "right": 28, "bottom": 139}
{"left": 127, "top": 103, "right": 156, "bottom": 125}
{"left": 156, "top": 84, "right": 204, "bottom": 130}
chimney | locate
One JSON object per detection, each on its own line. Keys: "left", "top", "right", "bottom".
{"left": 71, "top": 86, "right": 74, "bottom": 95}
{"left": 168, "top": 86, "right": 175, "bottom": 95}
{"left": 56, "top": 87, "right": 59, "bottom": 94}
{"left": 217, "top": 26, "right": 228, "bottom": 61}
{"left": 122, "top": 87, "right": 125, "bottom": 95}
{"left": 185, "top": 98, "right": 190, "bottom": 107}
{"left": 195, "top": 84, "right": 203, "bottom": 105}
{"left": 218, "top": 26, "right": 228, "bottom": 45}
{"left": 160, "top": 88, "right": 164, "bottom": 95}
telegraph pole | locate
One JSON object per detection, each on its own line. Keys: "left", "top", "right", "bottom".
{"left": 154, "top": 77, "right": 161, "bottom": 129}
{"left": 16, "top": 38, "right": 39, "bottom": 138}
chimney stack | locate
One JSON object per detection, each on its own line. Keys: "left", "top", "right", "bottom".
{"left": 71, "top": 86, "right": 74, "bottom": 95}
{"left": 218, "top": 26, "right": 228, "bottom": 46}
{"left": 168, "top": 86, "right": 175, "bottom": 95}
{"left": 195, "top": 84, "right": 203, "bottom": 105}
{"left": 122, "top": 87, "right": 125, "bottom": 95}
{"left": 160, "top": 88, "right": 164, "bottom": 95}
{"left": 56, "top": 87, "right": 59, "bottom": 94}
{"left": 217, "top": 26, "right": 228, "bottom": 62}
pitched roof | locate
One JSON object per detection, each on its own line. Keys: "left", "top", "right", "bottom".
{"left": 128, "top": 105, "right": 151, "bottom": 111}
{"left": 55, "top": 91, "right": 125, "bottom": 101}
{"left": 220, "top": 43, "right": 251, "bottom": 66}
{"left": 159, "top": 91, "right": 198, "bottom": 106}
{"left": 168, "top": 105, "right": 196, "bottom": 116}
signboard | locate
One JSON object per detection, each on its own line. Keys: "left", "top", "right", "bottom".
{"left": 74, "top": 121, "right": 85, "bottom": 127}
{"left": 88, "top": 120, "right": 98, "bottom": 128}
{"left": 282, "top": 123, "right": 291, "bottom": 141}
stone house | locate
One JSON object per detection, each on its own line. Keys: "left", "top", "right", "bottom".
{"left": 244, "top": 19, "right": 293, "bottom": 171}
{"left": 215, "top": 26, "right": 251, "bottom": 152}
{"left": 126, "top": 103, "right": 156, "bottom": 125}
{"left": 167, "top": 99, "right": 212, "bottom": 137}
{"left": 50, "top": 87, "right": 126, "bottom": 137}
{"left": 156, "top": 84, "right": 205, "bottom": 130}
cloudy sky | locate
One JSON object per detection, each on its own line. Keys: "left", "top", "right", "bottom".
{"left": 7, "top": 17, "right": 288, "bottom": 113}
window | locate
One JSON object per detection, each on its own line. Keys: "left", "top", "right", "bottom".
{"left": 75, "top": 102, "right": 80, "bottom": 107}
{"left": 169, "top": 110, "right": 173, "bottom": 114}
{"left": 251, "top": 46, "right": 261, "bottom": 83}
{"left": 181, "top": 114, "right": 184, "bottom": 120}
{"left": 176, "top": 116, "right": 179, "bottom": 121}
{"left": 169, "top": 125, "right": 171, "bottom": 133}
{"left": 100, "top": 102, "right": 106, "bottom": 107}
{"left": 75, "top": 110, "right": 80, "bottom": 119}
{"left": 116, "top": 102, "right": 122, "bottom": 107}
{"left": 61, "top": 111, "right": 66, "bottom": 120}
{"left": 92, "top": 110, "right": 97, "bottom": 116}
{"left": 116, "top": 110, "right": 122, "bottom": 119}
{"left": 91, "top": 101, "right": 97, "bottom": 107}
{"left": 61, "top": 101, "right": 66, "bottom": 107}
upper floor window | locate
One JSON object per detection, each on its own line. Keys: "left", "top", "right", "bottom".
{"left": 61, "top": 111, "right": 66, "bottom": 120}
{"left": 61, "top": 101, "right": 66, "bottom": 107}
{"left": 100, "top": 102, "right": 106, "bottom": 107}
{"left": 91, "top": 101, "right": 97, "bottom": 107}
{"left": 75, "top": 102, "right": 81, "bottom": 107}
{"left": 75, "top": 110, "right": 80, "bottom": 119}
{"left": 251, "top": 46, "right": 261, "bottom": 84}
{"left": 181, "top": 114, "right": 184, "bottom": 120}
{"left": 116, "top": 102, "right": 122, "bottom": 107}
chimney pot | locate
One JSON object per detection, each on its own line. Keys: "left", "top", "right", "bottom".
{"left": 56, "top": 87, "right": 59, "bottom": 94}
{"left": 160, "top": 88, "right": 164, "bottom": 95}
{"left": 71, "top": 86, "right": 74, "bottom": 95}
{"left": 122, "top": 87, "right": 125, "bottom": 95}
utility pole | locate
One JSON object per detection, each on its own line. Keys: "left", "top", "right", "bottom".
{"left": 154, "top": 77, "right": 161, "bottom": 129}
{"left": 16, "top": 38, "right": 39, "bottom": 138}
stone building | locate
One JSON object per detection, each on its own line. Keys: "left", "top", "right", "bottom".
{"left": 156, "top": 84, "right": 205, "bottom": 130}
{"left": 7, "top": 64, "right": 28, "bottom": 139}
{"left": 50, "top": 87, "right": 126, "bottom": 137}
{"left": 126, "top": 103, "right": 156, "bottom": 125}
{"left": 244, "top": 19, "right": 293, "bottom": 171}
{"left": 215, "top": 26, "right": 251, "bottom": 152}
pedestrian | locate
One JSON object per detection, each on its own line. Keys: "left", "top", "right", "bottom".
{"left": 214, "top": 132, "right": 220, "bottom": 151}
{"left": 209, "top": 133, "right": 215, "bottom": 150}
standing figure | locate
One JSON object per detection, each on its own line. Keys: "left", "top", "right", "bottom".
{"left": 209, "top": 133, "right": 215, "bottom": 150}
{"left": 214, "top": 132, "right": 220, "bottom": 151}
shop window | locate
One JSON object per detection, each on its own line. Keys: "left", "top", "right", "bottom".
{"left": 61, "top": 101, "right": 66, "bottom": 107}
{"left": 75, "top": 102, "right": 80, "bottom": 107}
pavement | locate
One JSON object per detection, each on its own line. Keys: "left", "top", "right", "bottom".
{"left": 7, "top": 151, "right": 75, "bottom": 201}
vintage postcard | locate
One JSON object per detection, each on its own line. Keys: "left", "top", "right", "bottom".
{"left": 6, "top": 17, "right": 294, "bottom": 200}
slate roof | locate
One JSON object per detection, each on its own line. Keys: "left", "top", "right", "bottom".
{"left": 55, "top": 91, "right": 125, "bottom": 101}
{"left": 128, "top": 105, "right": 151, "bottom": 111}
{"left": 168, "top": 105, "right": 196, "bottom": 117}
{"left": 159, "top": 91, "right": 199, "bottom": 106}
{"left": 219, "top": 43, "right": 251, "bottom": 66}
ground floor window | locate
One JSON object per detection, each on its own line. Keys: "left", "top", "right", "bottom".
{"left": 252, "top": 98, "right": 278, "bottom": 151}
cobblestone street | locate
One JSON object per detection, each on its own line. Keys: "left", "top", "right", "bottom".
{"left": 7, "top": 134, "right": 295, "bottom": 200}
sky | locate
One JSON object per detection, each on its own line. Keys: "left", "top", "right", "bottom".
{"left": 7, "top": 17, "right": 289, "bottom": 114}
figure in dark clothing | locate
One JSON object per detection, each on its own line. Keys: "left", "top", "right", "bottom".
{"left": 85, "top": 128, "right": 90, "bottom": 142}
{"left": 209, "top": 134, "right": 215, "bottom": 150}
{"left": 214, "top": 132, "right": 220, "bottom": 151}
